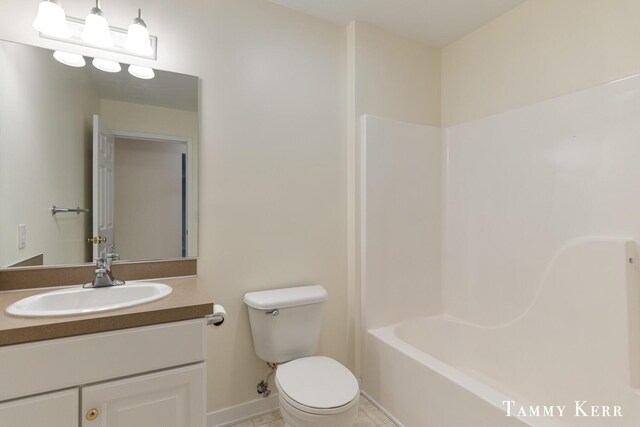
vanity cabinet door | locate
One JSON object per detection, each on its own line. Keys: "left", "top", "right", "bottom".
{"left": 0, "top": 389, "right": 78, "bottom": 427}
{"left": 81, "top": 363, "right": 205, "bottom": 427}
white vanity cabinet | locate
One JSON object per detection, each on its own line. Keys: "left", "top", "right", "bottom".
{"left": 81, "top": 364, "right": 205, "bottom": 427}
{"left": 0, "top": 319, "right": 207, "bottom": 427}
{"left": 0, "top": 389, "right": 78, "bottom": 427}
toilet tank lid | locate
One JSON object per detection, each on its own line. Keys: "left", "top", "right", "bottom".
{"left": 244, "top": 285, "right": 327, "bottom": 310}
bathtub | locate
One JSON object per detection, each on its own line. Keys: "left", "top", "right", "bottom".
{"left": 361, "top": 240, "right": 640, "bottom": 427}
{"left": 363, "top": 318, "right": 556, "bottom": 427}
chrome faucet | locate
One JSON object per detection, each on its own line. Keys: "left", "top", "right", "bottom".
{"left": 87, "top": 257, "right": 125, "bottom": 288}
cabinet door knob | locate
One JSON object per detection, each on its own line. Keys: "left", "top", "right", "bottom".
{"left": 86, "top": 408, "right": 99, "bottom": 421}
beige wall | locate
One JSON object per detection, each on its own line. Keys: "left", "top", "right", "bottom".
{"left": 346, "top": 21, "right": 441, "bottom": 373}
{"left": 0, "top": 42, "right": 97, "bottom": 267}
{"left": 0, "top": 0, "right": 348, "bottom": 413}
{"left": 114, "top": 138, "right": 185, "bottom": 261}
{"left": 442, "top": 0, "right": 640, "bottom": 126}
{"left": 351, "top": 21, "right": 441, "bottom": 127}
{"left": 201, "top": 1, "right": 347, "bottom": 411}
{"left": 99, "top": 99, "right": 198, "bottom": 141}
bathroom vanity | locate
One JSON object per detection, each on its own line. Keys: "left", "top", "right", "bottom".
{"left": 0, "top": 275, "right": 212, "bottom": 427}
{"left": 0, "top": 37, "right": 208, "bottom": 425}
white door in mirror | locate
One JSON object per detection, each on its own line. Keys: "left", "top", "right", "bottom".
{"left": 5, "top": 282, "right": 172, "bottom": 317}
{"left": 92, "top": 114, "right": 116, "bottom": 261}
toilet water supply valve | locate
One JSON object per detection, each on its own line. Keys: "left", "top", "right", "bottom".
{"left": 257, "top": 362, "right": 277, "bottom": 397}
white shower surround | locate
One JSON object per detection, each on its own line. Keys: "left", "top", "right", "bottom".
{"left": 444, "top": 74, "right": 640, "bottom": 326}
{"left": 360, "top": 74, "right": 640, "bottom": 426}
{"left": 359, "top": 116, "right": 443, "bottom": 331}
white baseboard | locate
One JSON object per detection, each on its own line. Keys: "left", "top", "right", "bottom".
{"left": 208, "top": 393, "right": 280, "bottom": 427}
{"left": 360, "top": 390, "right": 404, "bottom": 427}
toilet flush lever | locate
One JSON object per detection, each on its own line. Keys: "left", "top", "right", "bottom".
{"left": 266, "top": 309, "right": 279, "bottom": 316}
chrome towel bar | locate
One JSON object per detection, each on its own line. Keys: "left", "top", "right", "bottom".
{"left": 50, "top": 205, "right": 90, "bottom": 215}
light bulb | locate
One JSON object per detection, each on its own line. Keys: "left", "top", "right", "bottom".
{"left": 128, "top": 64, "right": 155, "bottom": 79}
{"left": 81, "top": 2, "right": 113, "bottom": 48}
{"left": 124, "top": 9, "right": 153, "bottom": 56}
{"left": 32, "top": 0, "right": 71, "bottom": 39}
{"left": 53, "top": 51, "right": 86, "bottom": 67}
{"left": 92, "top": 58, "right": 121, "bottom": 73}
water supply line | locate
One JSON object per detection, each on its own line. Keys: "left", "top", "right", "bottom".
{"left": 257, "top": 362, "right": 277, "bottom": 397}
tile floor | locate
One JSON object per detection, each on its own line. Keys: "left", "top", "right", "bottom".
{"left": 229, "top": 394, "right": 396, "bottom": 427}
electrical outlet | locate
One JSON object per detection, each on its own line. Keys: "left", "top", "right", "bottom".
{"left": 17, "top": 224, "right": 26, "bottom": 249}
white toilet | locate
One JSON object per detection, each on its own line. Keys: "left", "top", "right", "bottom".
{"left": 244, "top": 285, "right": 359, "bottom": 427}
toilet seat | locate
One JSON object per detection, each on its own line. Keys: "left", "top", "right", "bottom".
{"left": 275, "top": 356, "right": 359, "bottom": 416}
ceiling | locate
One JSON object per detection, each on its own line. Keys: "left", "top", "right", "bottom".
{"left": 266, "top": 0, "right": 527, "bottom": 47}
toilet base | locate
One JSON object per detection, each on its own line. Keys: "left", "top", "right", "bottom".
{"left": 278, "top": 393, "right": 359, "bottom": 427}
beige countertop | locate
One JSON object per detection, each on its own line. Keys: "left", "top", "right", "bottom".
{"left": 0, "top": 276, "right": 213, "bottom": 347}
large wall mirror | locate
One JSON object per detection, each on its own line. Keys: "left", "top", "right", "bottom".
{"left": 0, "top": 39, "right": 199, "bottom": 268}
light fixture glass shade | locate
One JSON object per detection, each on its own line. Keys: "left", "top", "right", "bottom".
{"left": 128, "top": 64, "right": 155, "bottom": 79}
{"left": 32, "top": 0, "right": 71, "bottom": 38}
{"left": 92, "top": 58, "right": 121, "bottom": 73}
{"left": 124, "top": 22, "right": 153, "bottom": 56}
{"left": 81, "top": 9, "right": 113, "bottom": 48}
{"left": 53, "top": 51, "right": 86, "bottom": 67}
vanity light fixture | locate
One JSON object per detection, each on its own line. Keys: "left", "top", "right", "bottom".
{"left": 32, "top": 0, "right": 71, "bottom": 39}
{"left": 92, "top": 57, "right": 121, "bottom": 73}
{"left": 128, "top": 64, "right": 155, "bottom": 79}
{"left": 124, "top": 9, "right": 153, "bottom": 56}
{"left": 53, "top": 50, "right": 86, "bottom": 67}
{"left": 33, "top": 1, "right": 158, "bottom": 61}
{"left": 80, "top": 0, "right": 113, "bottom": 48}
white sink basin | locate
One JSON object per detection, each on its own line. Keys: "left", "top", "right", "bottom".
{"left": 5, "top": 282, "right": 173, "bottom": 318}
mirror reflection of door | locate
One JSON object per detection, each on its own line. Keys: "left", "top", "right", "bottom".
{"left": 93, "top": 120, "right": 191, "bottom": 260}
{"left": 92, "top": 115, "right": 115, "bottom": 261}
{"left": 92, "top": 118, "right": 190, "bottom": 262}
{"left": 114, "top": 134, "right": 188, "bottom": 261}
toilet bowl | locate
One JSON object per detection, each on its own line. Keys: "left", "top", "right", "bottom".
{"left": 275, "top": 356, "right": 359, "bottom": 427}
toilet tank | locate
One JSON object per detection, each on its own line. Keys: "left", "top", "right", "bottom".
{"left": 244, "top": 285, "right": 328, "bottom": 363}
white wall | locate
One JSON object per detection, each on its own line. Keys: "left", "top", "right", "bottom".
{"left": 0, "top": 41, "right": 97, "bottom": 267}
{"left": 114, "top": 138, "right": 185, "bottom": 261}
{"left": 0, "top": 0, "right": 348, "bottom": 415}
{"left": 361, "top": 116, "right": 442, "bottom": 329}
